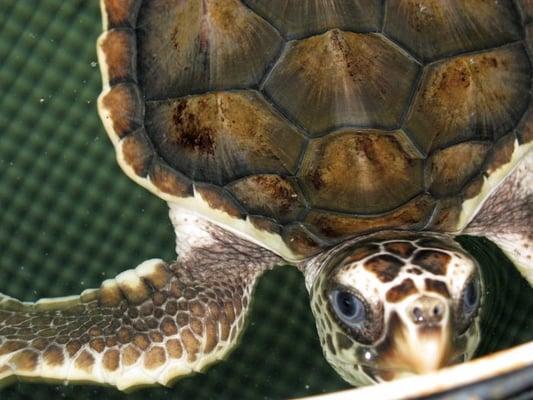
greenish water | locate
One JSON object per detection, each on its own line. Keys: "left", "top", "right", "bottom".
{"left": 0, "top": 2, "right": 531, "bottom": 399}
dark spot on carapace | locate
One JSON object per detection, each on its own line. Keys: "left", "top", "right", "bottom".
{"left": 364, "top": 254, "right": 404, "bottom": 282}
{"left": 425, "top": 278, "right": 450, "bottom": 298}
{"left": 386, "top": 278, "right": 418, "bottom": 303}
{"left": 172, "top": 101, "right": 215, "bottom": 155}
{"left": 384, "top": 242, "right": 416, "bottom": 259}
{"left": 412, "top": 250, "right": 450, "bottom": 275}
{"left": 343, "top": 244, "right": 380, "bottom": 264}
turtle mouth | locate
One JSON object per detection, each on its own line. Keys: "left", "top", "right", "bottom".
{"left": 362, "top": 354, "right": 466, "bottom": 383}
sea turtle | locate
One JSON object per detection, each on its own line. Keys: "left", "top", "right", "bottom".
{"left": 0, "top": 0, "right": 532, "bottom": 396}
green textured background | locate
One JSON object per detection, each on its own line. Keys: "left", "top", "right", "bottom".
{"left": 0, "top": 2, "right": 531, "bottom": 400}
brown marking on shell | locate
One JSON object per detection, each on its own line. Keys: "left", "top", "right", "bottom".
{"left": 383, "top": 0, "right": 521, "bottom": 61}
{"left": 227, "top": 175, "right": 305, "bottom": 222}
{"left": 425, "top": 279, "right": 451, "bottom": 298}
{"left": 139, "top": 261, "right": 171, "bottom": 289}
{"left": 181, "top": 328, "right": 200, "bottom": 361}
{"left": 485, "top": 133, "right": 517, "bottom": 175}
{"left": 282, "top": 224, "right": 324, "bottom": 258}
{"left": 10, "top": 350, "right": 38, "bottom": 371}
{"left": 305, "top": 194, "right": 434, "bottom": 239}
{"left": 264, "top": 31, "right": 420, "bottom": 135}
{"left": 137, "top": 0, "right": 282, "bottom": 99}
{"left": 145, "top": 91, "right": 305, "bottom": 185}
{"left": 245, "top": 0, "right": 381, "bottom": 39}
{"left": 364, "top": 255, "right": 404, "bottom": 282}
{"left": 103, "top": 349, "right": 120, "bottom": 371}
{"left": 100, "top": 83, "right": 143, "bottom": 139}
{"left": 406, "top": 44, "right": 530, "bottom": 152}
{"left": 0, "top": 340, "right": 26, "bottom": 356}
{"left": 384, "top": 242, "right": 416, "bottom": 259}
{"left": 166, "top": 339, "right": 183, "bottom": 359}
{"left": 412, "top": 250, "right": 450, "bottom": 275}
{"left": 75, "top": 350, "right": 95, "bottom": 373}
{"left": 99, "top": 281, "right": 123, "bottom": 307}
{"left": 121, "top": 130, "right": 154, "bottom": 178}
{"left": 343, "top": 244, "right": 380, "bottom": 264}
{"left": 122, "top": 345, "right": 141, "bottom": 366}
{"left": 386, "top": 278, "right": 418, "bottom": 302}
{"left": 248, "top": 216, "right": 282, "bottom": 236}
{"left": 463, "top": 176, "right": 485, "bottom": 201}
{"left": 300, "top": 130, "right": 423, "bottom": 214}
{"left": 429, "top": 197, "right": 463, "bottom": 231}
{"left": 102, "top": 0, "right": 141, "bottom": 29}
{"left": 195, "top": 184, "right": 245, "bottom": 220}
{"left": 149, "top": 161, "right": 193, "bottom": 198}
{"left": 428, "top": 142, "right": 491, "bottom": 196}
{"left": 144, "top": 346, "right": 166, "bottom": 370}
{"left": 99, "top": 29, "right": 136, "bottom": 83}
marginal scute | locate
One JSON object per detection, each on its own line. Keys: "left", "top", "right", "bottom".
{"left": 299, "top": 130, "right": 423, "bottom": 213}
{"left": 137, "top": 0, "right": 282, "bottom": 99}
{"left": 384, "top": 0, "right": 521, "bottom": 61}
{"left": 405, "top": 44, "right": 531, "bottom": 153}
{"left": 484, "top": 133, "right": 517, "bottom": 175}
{"left": 102, "top": 0, "right": 142, "bottom": 29}
{"left": 305, "top": 194, "right": 434, "bottom": 239}
{"left": 243, "top": 0, "right": 382, "bottom": 39}
{"left": 248, "top": 216, "right": 282, "bottom": 236}
{"left": 195, "top": 184, "right": 245, "bottom": 220}
{"left": 115, "top": 270, "right": 151, "bottom": 305}
{"left": 282, "top": 224, "right": 324, "bottom": 257}
{"left": 99, "top": 280, "right": 123, "bottom": 307}
{"left": 518, "top": 104, "right": 533, "bottom": 144}
{"left": 145, "top": 91, "right": 305, "bottom": 184}
{"left": 99, "top": 83, "right": 143, "bottom": 140}
{"left": 427, "top": 141, "right": 491, "bottom": 197}
{"left": 149, "top": 160, "right": 193, "bottom": 198}
{"left": 98, "top": 29, "right": 136, "bottom": 84}
{"left": 427, "top": 198, "right": 462, "bottom": 232}
{"left": 228, "top": 175, "right": 305, "bottom": 223}
{"left": 120, "top": 129, "right": 154, "bottom": 177}
{"left": 264, "top": 31, "right": 420, "bottom": 135}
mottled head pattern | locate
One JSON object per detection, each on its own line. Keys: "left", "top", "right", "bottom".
{"left": 309, "top": 235, "right": 482, "bottom": 385}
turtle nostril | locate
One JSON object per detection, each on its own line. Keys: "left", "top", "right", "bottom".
{"left": 412, "top": 306, "right": 424, "bottom": 322}
{"left": 408, "top": 296, "right": 446, "bottom": 324}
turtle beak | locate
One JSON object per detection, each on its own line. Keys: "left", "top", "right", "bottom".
{"left": 375, "top": 296, "right": 454, "bottom": 379}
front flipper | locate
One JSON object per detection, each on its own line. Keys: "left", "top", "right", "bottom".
{"left": 463, "top": 146, "right": 532, "bottom": 284}
{"left": 0, "top": 215, "right": 282, "bottom": 391}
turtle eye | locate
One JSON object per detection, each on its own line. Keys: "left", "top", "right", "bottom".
{"left": 462, "top": 279, "right": 479, "bottom": 316}
{"left": 330, "top": 290, "right": 366, "bottom": 327}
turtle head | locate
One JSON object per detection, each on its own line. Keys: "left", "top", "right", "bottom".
{"left": 308, "top": 234, "right": 483, "bottom": 385}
